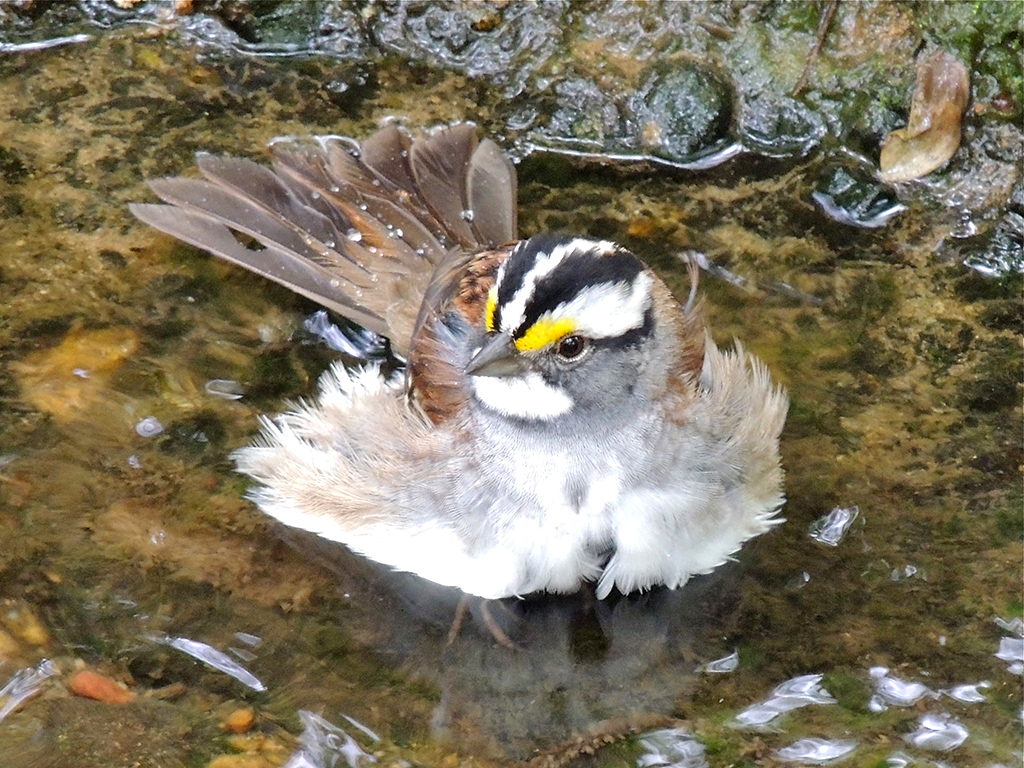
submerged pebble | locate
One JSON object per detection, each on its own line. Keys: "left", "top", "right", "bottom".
{"left": 207, "top": 753, "right": 277, "bottom": 768}
{"left": 222, "top": 707, "right": 256, "bottom": 734}
{"left": 0, "top": 628, "right": 21, "bottom": 661}
{"left": 1, "top": 601, "right": 50, "bottom": 646}
{"left": 68, "top": 669, "right": 136, "bottom": 704}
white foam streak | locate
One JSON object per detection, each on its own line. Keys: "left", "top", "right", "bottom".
{"left": 161, "top": 635, "right": 266, "bottom": 692}
{"left": 0, "top": 659, "right": 57, "bottom": 723}
{"left": 904, "top": 713, "right": 969, "bottom": 751}
{"left": 699, "top": 649, "right": 739, "bottom": 674}
{"left": 282, "top": 710, "right": 376, "bottom": 768}
{"left": 734, "top": 674, "right": 835, "bottom": 727}
{"left": 775, "top": 737, "right": 857, "bottom": 764}
{"left": 867, "top": 667, "right": 937, "bottom": 711}
{"left": 996, "top": 635, "right": 1024, "bottom": 675}
{"left": 637, "top": 727, "right": 708, "bottom": 768}
{"left": 942, "top": 681, "right": 990, "bottom": 703}
{"left": 808, "top": 505, "right": 859, "bottom": 546}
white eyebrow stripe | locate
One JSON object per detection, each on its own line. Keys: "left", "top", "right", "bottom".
{"left": 535, "top": 273, "right": 653, "bottom": 340}
{"left": 499, "top": 238, "right": 616, "bottom": 335}
{"left": 470, "top": 372, "right": 574, "bottom": 420}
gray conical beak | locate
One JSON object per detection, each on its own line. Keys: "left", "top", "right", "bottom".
{"left": 465, "top": 334, "right": 525, "bottom": 377}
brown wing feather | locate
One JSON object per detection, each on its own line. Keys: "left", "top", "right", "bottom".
{"left": 467, "top": 138, "right": 518, "bottom": 248}
{"left": 654, "top": 258, "right": 707, "bottom": 424}
{"left": 409, "top": 124, "right": 478, "bottom": 248}
{"left": 130, "top": 124, "right": 518, "bottom": 357}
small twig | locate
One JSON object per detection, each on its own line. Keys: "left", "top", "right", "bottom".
{"left": 793, "top": 0, "right": 840, "bottom": 97}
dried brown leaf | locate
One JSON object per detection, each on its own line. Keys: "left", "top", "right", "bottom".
{"left": 879, "top": 49, "right": 970, "bottom": 183}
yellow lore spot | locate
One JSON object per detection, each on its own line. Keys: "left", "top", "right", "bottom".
{"left": 485, "top": 288, "right": 498, "bottom": 332}
{"left": 514, "top": 317, "right": 576, "bottom": 352}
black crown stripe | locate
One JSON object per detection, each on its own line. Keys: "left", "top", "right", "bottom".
{"left": 515, "top": 249, "right": 646, "bottom": 338}
{"left": 494, "top": 234, "right": 577, "bottom": 333}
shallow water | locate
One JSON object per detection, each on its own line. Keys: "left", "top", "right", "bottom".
{"left": 0, "top": 13, "right": 1021, "bottom": 768}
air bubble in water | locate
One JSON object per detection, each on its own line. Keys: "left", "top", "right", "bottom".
{"left": 135, "top": 417, "right": 164, "bottom": 438}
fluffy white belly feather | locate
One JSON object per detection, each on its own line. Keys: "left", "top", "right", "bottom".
{"left": 235, "top": 350, "right": 785, "bottom": 599}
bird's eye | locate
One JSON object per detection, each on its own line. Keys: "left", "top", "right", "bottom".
{"left": 555, "top": 334, "right": 586, "bottom": 361}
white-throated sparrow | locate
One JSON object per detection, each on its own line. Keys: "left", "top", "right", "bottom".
{"left": 131, "top": 123, "right": 788, "bottom": 601}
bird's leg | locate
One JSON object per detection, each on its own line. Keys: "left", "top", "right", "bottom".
{"left": 446, "top": 594, "right": 471, "bottom": 645}
{"left": 579, "top": 579, "right": 597, "bottom": 611}
{"left": 446, "top": 594, "right": 519, "bottom": 649}
{"left": 479, "top": 600, "right": 518, "bottom": 649}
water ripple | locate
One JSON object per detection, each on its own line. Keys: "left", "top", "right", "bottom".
{"left": 0, "top": 34, "right": 94, "bottom": 54}
{"left": 135, "top": 416, "right": 164, "bottom": 437}
{"left": 0, "top": 659, "right": 57, "bottom": 723}
{"left": 808, "top": 506, "right": 859, "bottom": 546}
{"left": 867, "top": 667, "right": 937, "bottom": 711}
{"left": 734, "top": 674, "right": 836, "bottom": 727}
{"left": 942, "top": 681, "right": 990, "bottom": 703}
{"left": 903, "top": 713, "right": 969, "bottom": 751}
{"left": 282, "top": 710, "right": 376, "bottom": 768}
{"left": 304, "top": 310, "right": 385, "bottom": 359}
{"left": 637, "top": 727, "right": 708, "bottom": 768}
{"left": 157, "top": 635, "right": 266, "bottom": 692}
{"left": 995, "top": 636, "right": 1024, "bottom": 675}
{"left": 775, "top": 737, "right": 857, "bottom": 764}
{"left": 699, "top": 650, "right": 739, "bottom": 674}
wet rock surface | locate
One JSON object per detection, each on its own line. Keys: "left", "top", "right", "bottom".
{"left": 0, "top": 2, "right": 1021, "bottom": 767}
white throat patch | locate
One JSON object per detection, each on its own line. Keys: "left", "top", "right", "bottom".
{"left": 471, "top": 371, "right": 574, "bottom": 421}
